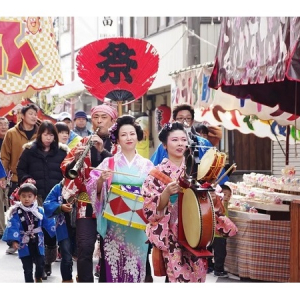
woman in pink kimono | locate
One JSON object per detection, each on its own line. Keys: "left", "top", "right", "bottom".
{"left": 86, "top": 115, "right": 154, "bottom": 282}
{"left": 142, "top": 122, "right": 207, "bottom": 282}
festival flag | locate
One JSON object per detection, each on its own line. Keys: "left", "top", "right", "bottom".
{"left": 0, "top": 17, "right": 63, "bottom": 106}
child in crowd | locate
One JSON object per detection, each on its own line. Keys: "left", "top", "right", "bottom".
{"left": 194, "top": 123, "right": 209, "bottom": 139}
{"left": 207, "top": 184, "right": 237, "bottom": 277}
{"left": 2, "top": 183, "right": 56, "bottom": 282}
{"left": 9, "top": 177, "right": 36, "bottom": 206}
{"left": 43, "top": 179, "right": 76, "bottom": 282}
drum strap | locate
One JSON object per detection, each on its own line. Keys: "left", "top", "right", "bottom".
{"left": 148, "top": 168, "right": 172, "bottom": 276}
{"left": 149, "top": 168, "right": 172, "bottom": 185}
{"left": 107, "top": 157, "right": 114, "bottom": 187}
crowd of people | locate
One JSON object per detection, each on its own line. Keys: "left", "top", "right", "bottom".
{"left": 0, "top": 101, "right": 236, "bottom": 283}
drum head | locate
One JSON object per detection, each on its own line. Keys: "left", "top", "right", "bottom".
{"left": 197, "top": 148, "right": 217, "bottom": 180}
{"left": 182, "top": 188, "right": 201, "bottom": 248}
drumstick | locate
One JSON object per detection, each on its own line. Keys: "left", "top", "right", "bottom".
{"left": 89, "top": 167, "right": 140, "bottom": 178}
{"left": 186, "top": 145, "right": 214, "bottom": 149}
{"left": 212, "top": 163, "right": 237, "bottom": 187}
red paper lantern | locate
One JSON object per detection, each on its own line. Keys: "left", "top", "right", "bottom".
{"left": 155, "top": 104, "right": 171, "bottom": 131}
{"left": 76, "top": 37, "right": 159, "bottom": 102}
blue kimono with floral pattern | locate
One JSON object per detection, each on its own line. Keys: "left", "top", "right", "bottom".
{"left": 2, "top": 205, "right": 55, "bottom": 258}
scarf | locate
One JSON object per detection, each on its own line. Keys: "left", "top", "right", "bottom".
{"left": 15, "top": 201, "right": 43, "bottom": 220}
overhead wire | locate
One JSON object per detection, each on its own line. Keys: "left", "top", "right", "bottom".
{"left": 161, "top": 25, "right": 217, "bottom": 63}
{"left": 160, "top": 29, "right": 188, "bottom": 61}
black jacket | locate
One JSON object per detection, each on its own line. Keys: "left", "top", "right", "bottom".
{"left": 17, "top": 141, "right": 69, "bottom": 201}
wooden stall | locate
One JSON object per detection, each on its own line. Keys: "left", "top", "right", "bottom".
{"left": 225, "top": 216, "right": 290, "bottom": 282}
{"left": 290, "top": 200, "right": 300, "bottom": 282}
{"left": 224, "top": 183, "right": 300, "bottom": 282}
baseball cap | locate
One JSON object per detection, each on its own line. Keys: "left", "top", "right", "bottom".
{"left": 58, "top": 112, "right": 72, "bottom": 121}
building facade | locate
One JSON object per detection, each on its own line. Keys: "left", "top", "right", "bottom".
{"left": 51, "top": 17, "right": 221, "bottom": 149}
{"left": 51, "top": 16, "right": 286, "bottom": 179}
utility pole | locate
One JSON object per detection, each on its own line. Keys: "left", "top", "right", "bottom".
{"left": 187, "top": 17, "right": 201, "bottom": 66}
{"left": 70, "top": 17, "right": 75, "bottom": 119}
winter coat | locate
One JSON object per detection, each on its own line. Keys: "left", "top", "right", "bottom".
{"left": 17, "top": 141, "right": 69, "bottom": 201}
{"left": 2, "top": 204, "right": 55, "bottom": 258}
{"left": 0, "top": 122, "right": 38, "bottom": 183}
{"left": 73, "top": 126, "right": 92, "bottom": 137}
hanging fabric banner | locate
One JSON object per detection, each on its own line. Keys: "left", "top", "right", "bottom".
{"left": 170, "top": 66, "right": 300, "bottom": 143}
{"left": 0, "top": 17, "right": 63, "bottom": 106}
{"left": 208, "top": 17, "right": 300, "bottom": 116}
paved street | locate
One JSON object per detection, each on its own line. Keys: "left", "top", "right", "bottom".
{"left": 0, "top": 238, "right": 167, "bottom": 283}
{"left": 0, "top": 238, "right": 241, "bottom": 283}
{"left": 0, "top": 238, "right": 75, "bottom": 283}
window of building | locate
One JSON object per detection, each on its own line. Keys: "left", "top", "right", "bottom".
{"left": 59, "top": 17, "right": 70, "bottom": 33}
{"left": 147, "top": 17, "right": 158, "bottom": 35}
{"left": 158, "top": 17, "right": 167, "bottom": 31}
{"left": 167, "top": 17, "right": 184, "bottom": 26}
{"left": 125, "top": 98, "right": 142, "bottom": 114}
{"left": 132, "top": 17, "right": 185, "bottom": 38}
{"left": 134, "top": 17, "right": 145, "bottom": 38}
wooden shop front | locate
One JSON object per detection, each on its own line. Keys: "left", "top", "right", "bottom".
{"left": 224, "top": 194, "right": 300, "bottom": 282}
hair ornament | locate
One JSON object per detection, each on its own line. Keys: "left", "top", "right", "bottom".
{"left": 109, "top": 123, "right": 118, "bottom": 144}
{"left": 163, "top": 122, "right": 172, "bottom": 131}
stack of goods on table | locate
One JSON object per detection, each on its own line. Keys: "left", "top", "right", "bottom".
{"left": 224, "top": 167, "right": 300, "bottom": 220}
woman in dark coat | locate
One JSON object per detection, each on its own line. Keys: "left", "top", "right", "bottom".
{"left": 17, "top": 120, "right": 69, "bottom": 279}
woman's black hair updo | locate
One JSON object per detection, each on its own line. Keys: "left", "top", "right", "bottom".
{"left": 158, "top": 122, "right": 185, "bottom": 144}
{"left": 109, "top": 115, "right": 144, "bottom": 144}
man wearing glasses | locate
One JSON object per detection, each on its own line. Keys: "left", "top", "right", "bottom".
{"left": 150, "top": 104, "right": 212, "bottom": 165}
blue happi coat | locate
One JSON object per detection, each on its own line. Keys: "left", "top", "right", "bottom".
{"left": 43, "top": 183, "right": 70, "bottom": 243}
{"left": 2, "top": 205, "right": 55, "bottom": 258}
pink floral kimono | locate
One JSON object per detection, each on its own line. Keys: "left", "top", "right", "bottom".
{"left": 141, "top": 158, "right": 207, "bottom": 283}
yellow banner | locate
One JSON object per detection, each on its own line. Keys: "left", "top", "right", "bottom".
{"left": 0, "top": 17, "right": 63, "bottom": 106}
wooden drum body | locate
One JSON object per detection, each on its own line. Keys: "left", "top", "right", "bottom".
{"left": 197, "top": 148, "right": 226, "bottom": 182}
{"left": 103, "top": 185, "right": 148, "bottom": 230}
{"left": 178, "top": 187, "right": 215, "bottom": 257}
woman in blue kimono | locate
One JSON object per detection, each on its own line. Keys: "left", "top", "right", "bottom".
{"left": 87, "top": 115, "right": 154, "bottom": 283}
